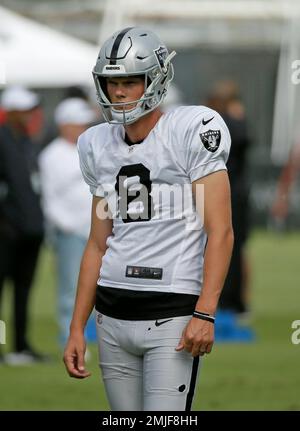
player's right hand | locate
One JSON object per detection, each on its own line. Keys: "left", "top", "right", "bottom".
{"left": 63, "top": 333, "right": 91, "bottom": 379}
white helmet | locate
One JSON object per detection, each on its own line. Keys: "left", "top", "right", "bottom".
{"left": 92, "top": 27, "right": 176, "bottom": 124}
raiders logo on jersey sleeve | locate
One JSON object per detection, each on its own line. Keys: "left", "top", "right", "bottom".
{"left": 199, "top": 129, "right": 221, "bottom": 153}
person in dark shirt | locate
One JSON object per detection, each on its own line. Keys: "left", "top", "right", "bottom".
{"left": 206, "top": 80, "right": 251, "bottom": 315}
{"left": 0, "top": 86, "right": 47, "bottom": 364}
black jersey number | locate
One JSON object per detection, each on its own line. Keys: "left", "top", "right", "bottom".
{"left": 115, "top": 163, "right": 154, "bottom": 223}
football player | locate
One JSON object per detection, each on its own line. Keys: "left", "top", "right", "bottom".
{"left": 63, "top": 27, "right": 234, "bottom": 411}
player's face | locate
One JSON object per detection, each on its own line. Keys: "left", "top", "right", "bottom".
{"left": 106, "top": 76, "right": 145, "bottom": 110}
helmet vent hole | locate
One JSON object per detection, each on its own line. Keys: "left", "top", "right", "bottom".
{"left": 140, "top": 33, "right": 147, "bottom": 37}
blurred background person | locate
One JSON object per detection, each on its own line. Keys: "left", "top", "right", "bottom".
{"left": 39, "top": 97, "right": 97, "bottom": 349}
{"left": 270, "top": 141, "right": 300, "bottom": 228}
{"left": 0, "top": 107, "right": 7, "bottom": 125}
{"left": 38, "top": 85, "right": 95, "bottom": 153}
{"left": 0, "top": 86, "right": 46, "bottom": 364}
{"left": 63, "top": 85, "right": 90, "bottom": 101}
{"left": 206, "top": 80, "right": 252, "bottom": 325}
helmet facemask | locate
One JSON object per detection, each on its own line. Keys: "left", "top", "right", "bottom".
{"left": 93, "top": 73, "right": 149, "bottom": 125}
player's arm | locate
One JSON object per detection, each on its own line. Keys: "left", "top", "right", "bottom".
{"left": 63, "top": 196, "right": 113, "bottom": 378}
{"left": 176, "top": 170, "right": 234, "bottom": 357}
{"left": 193, "top": 170, "right": 234, "bottom": 315}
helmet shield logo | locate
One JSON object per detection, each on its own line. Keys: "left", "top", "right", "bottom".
{"left": 200, "top": 129, "right": 221, "bottom": 153}
{"left": 154, "top": 46, "right": 168, "bottom": 73}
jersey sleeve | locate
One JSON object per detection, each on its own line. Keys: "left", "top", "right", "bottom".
{"left": 184, "top": 108, "right": 231, "bottom": 182}
{"left": 77, "top": 131, "right": 101, "bottom": 196}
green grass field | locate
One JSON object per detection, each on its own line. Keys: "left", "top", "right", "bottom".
{"left": 0, "top": 230, "right": 299, "bottom": 411}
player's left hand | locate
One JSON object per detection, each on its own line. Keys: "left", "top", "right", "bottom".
{"left": 175, "top": 317, "right": 214, "bottom": 357}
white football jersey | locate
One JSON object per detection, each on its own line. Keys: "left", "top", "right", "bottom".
{"left": 78, "top": 106, "right": 231, "bottom": 296}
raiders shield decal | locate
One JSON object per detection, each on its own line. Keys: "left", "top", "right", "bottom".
{"left": 199, "top": 129, "right": 221, "bottom": 153}
{"left": 154, "top": 46, "right": 168, "bottom": 72}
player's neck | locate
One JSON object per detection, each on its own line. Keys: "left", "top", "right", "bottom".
{"left": 124, "top": 109, "right": 163, "bottom": 143}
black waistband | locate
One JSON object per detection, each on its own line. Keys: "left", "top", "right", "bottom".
{"left": 95, "top": 285, "right": 198, "bottom": 320}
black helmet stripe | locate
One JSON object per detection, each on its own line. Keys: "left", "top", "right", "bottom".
{"left": 109, "top": 27, "right": 133, "bottom": 65}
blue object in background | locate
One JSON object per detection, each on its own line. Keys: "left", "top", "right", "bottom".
{"left": 215, "top": 310, "right": 255, "bottom": 342}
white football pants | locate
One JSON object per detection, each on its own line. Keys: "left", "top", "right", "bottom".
{"left": 95, "top": 312, "right": 201, "bottom": 411}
